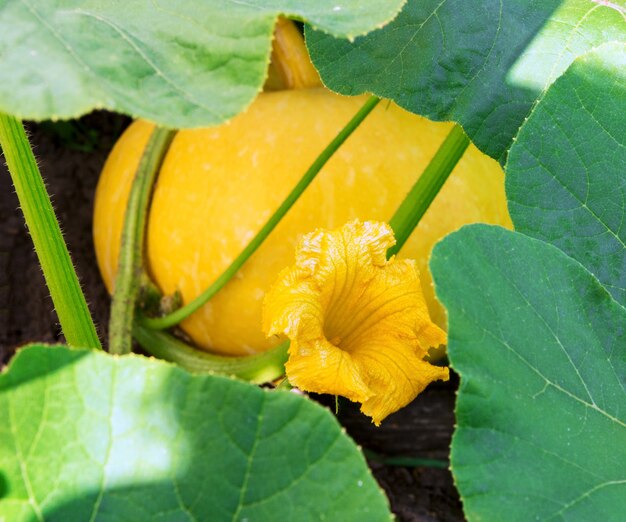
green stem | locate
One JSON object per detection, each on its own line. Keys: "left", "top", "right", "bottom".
{"left": 133, "top": 324, "right": 289, "bottom": 383}
{"left": 388, "top": 124, "right": 470, "bottom": 257}
{"left": 140, "top": 95, "right": 381, "bottom": 330}
{"left": 275, "top": 377, "right": 293, "bottom": 391}
{"left": 0, "top": 113, "right": 101, "bottom": 349}
{"left": 363, "top": 450, "right": 448, "bottom": 469}
{"left": 109, "top": 127, "right": 175, "bottom": 355}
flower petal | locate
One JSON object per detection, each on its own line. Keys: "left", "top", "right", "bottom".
{"left": 353, "top": 341, "right": 449, "bottom": 425}
{"left": 263, "top": 220, "right": 449, "bottom": 424}
{"left": 286, "top": 338, "right": 372, "bottom": 403}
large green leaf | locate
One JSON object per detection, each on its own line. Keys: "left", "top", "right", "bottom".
{"left": 0, "top": 345, "right": 391, "bottom": 521}
{"left": 0, "top": 0, "right": 404, "bottom": 128}
{"left": 431, "top": 225, "right": 626, "bottom": 521}
{"left": 306, "top": 0, "right": 626, "bottom": 161}
{"left": 506, "top": 42, "right": 626, "bottom": 307}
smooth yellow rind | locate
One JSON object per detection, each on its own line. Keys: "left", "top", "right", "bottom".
{"left": 94, "top": 89, "right": 511, "bottom": 356}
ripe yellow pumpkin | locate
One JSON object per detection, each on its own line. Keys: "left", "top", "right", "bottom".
{"left": 93, "top": 89, "right": 512, "bottom": 357}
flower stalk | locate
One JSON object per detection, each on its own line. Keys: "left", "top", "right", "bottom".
{"left": 388, "top": 123, "right": 470, "bottom": 257}
{"left": 363, "top": 450, "right": 449, "bottom": 469}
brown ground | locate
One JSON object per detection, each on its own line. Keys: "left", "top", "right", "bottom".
{"left": 0, "top": 113, "right": 464, "bottom": 521}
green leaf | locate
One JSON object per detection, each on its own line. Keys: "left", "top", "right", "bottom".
{"left": 0, "top": 0, "right": 404, "bottom": 128}
{"left": 306, "top": 0, "right": 626, "bottom": 161}
{"left": 507, "top": 42, "right": 626, "bottom": 307}
{"left": 431, "top": 225, "right": 626, "bottom": 521}
{"left": 0, "top": 345, "right": 391, "bottom": 521}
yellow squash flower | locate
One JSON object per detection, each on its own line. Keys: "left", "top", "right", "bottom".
{"left": 263, "top": 220, "right": 449, "bottom": 425}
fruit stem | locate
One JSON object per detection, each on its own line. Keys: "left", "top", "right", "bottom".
{"left": 265, "top": 17, "right": 322, "bottom": 90}
{"left": 0, "top": 113, "right": 101, "bottom": 349}
{"left": 139, "top": 95, "right": 381, "bottom": 330}
{"left": 133, "top": 324, "right": 289, "bottom": 384}
{"left": 388, "top": 124, "right": 470, "bottom": 257}
{"left": 108, "top": 127, "right": 174, "bottom": 355}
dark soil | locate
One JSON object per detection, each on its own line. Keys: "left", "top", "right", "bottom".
{"left": 0, "top": 113, "right": 464, "bottom": 521}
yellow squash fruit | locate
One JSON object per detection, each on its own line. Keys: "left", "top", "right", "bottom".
{"left": 94, "top": 89, "right": 512, "bottom": 357}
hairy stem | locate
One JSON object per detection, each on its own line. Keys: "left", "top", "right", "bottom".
{"left": 0, "top": 113, "right": 101, "bottom": 349}
{"left": 108, "top": 127, "right": 174, "bottom": 355}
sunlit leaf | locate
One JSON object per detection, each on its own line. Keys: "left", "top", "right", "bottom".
{"left": 307, "top": 0, "right": 626, "bottom": 160}
{"left": 431, "top": 225, "right": 626, "bottom": 521}
{"left": 0, "top": 0, "right": 404, "bottom": 127}
{"left": 0, "top": 345, "right": 391, "bottom": 521}
{"left": 507, "top": 42, "right": 626, "bottom": 306}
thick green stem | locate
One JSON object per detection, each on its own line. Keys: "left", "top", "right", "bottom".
{"left": 0, "top": 113, "right": 101, "bottom": 349}
{"left": 134, "top": 325, "right": 289, "bottom": 383}
{"left": 109, "top": 128, "right": 174, "bottom": 355}
{"left": 140, "top": 95, "right": 381, "bottom": 330}
{"left": 388, "top": 124, "right": 470, "bottom": 257}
